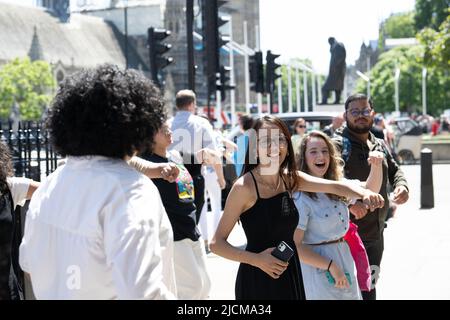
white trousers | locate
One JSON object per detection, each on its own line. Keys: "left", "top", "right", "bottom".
{"left": 199, "top": 169, "right": 222, "bottom": 241}
{"left": 173, "top": 238, "right": 211, "bottom": 300}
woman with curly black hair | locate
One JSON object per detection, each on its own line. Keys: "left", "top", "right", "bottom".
{"left": 19, "top": 64, "right": 177, "bottom": 299}
{"left": 1, "top": 141, "right": 39, "bottom": 300}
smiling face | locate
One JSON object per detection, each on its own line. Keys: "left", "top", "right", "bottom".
{"left": 257, "top": 122, "right": 288, "bottom": 172}
{"left": 304, "top": 136, "right": 330, "bottom": 178}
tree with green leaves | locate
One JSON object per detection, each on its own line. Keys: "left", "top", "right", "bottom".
{"left": 0, "top": 57, "right": 56, "bottom": 121}
{"left": 414, "top": 0, "right": 450, "bottom": 32}
{"left": 417, "top": 9, "right": 450, "bottom": 69}
{"left": 355, "top": 45, "right": 449, "bottom": 116}
{"left": 382, "top": 12, "right": 416, "bottom": 39}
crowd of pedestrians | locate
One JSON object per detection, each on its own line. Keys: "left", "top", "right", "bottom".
{"left": 0, "top": 64, "right": 409, "bottom": 300}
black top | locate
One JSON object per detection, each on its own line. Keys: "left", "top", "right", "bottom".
{"left": 0, "top": 190, "right": 22, "bottom": 300}
{"left": 235, "top": 171, "right": 305, "bottom": 300}
{"left": 142, "top": 153, "right": 200, "bottom": 242}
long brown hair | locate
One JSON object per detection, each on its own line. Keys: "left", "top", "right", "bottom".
{"left": 0, "top": 141, "right": 14, "bottom": 193}
{"left": 298, "top": 130, "right": 345, "bottom": 201}
{"left": 242, "top": 115, "right": 300, "bottom": 193}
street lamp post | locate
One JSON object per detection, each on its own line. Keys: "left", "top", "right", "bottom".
{"left": 395, "top": 67, "right": 400, "bottom": 115}
{"left": 356, "top": 70, "right": 370, "bottom": 99}
{"left": 422, "top": 67, "right": 427, "bottom": 115}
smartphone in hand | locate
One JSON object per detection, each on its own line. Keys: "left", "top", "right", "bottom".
{"left": 271, "top": 241, "right": 294, "bottom": 262}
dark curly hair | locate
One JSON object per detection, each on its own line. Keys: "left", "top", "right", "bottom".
{"left": 0, "top": 141, "right": 13, "bottom": 194}
{"left": 46, "top": 64, "right": 166, "bottom": 158}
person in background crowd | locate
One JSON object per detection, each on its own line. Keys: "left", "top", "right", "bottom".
{"left": 333, "top": 93, "right": 409, "bottom": 300}
{"left": 0, "top": 141, "right": 39, "bottom": 300}
{"left": 323, "top": 114, "right": 345, "bottom": 138}
{"left": 19, "top": 64, "right": 176, "bottom": 299}
{"left": 142, "top": 121, "right": 211, "bottom": 299}
{"left": 198, "top": 118, "right": 228, "bottom": 253}
{"left": 431, "top": 119, "right": 440, "bottom": 136}
{"left": 211, "top": 115, "right": 384, "bottom": 300}
{"left": 233, "top": 115, "right": 255, "bottom": 177}
{"left": 291, "top": 118, "right": 307, "bottom": 158}
{"left": 170, "top": 90, "right": 224, "bottom": 225}
{"left": 370, "top": 114, "right": 385, "bottom": 140}
{"left": 294, "top": 130, "right": 384, "bottom": 300}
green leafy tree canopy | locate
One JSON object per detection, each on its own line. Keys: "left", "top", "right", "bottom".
{"left": 0, "top": 57, "right": 56, "bottom": 121}
{"left": 382, "top": 12, "right": 416, "bottom": 39}
{"left": 414, "top": 0, "right": 450, "bottom": 32}
{"left": 417, "top": 8, "right": 450, "bottom": 69}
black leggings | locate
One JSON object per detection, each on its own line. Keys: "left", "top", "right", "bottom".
{"left": 361, "top": 235, "right": 384, "bottom": 300}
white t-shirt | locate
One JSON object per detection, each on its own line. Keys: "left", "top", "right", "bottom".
{"left": 5, "top": 177, "right": 31, "bottom": 208}
{"left": 19, "top": 156, "right": 177, "bottom": 300}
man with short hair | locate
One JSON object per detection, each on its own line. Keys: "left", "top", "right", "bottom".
{"left": 333, "top": 93, "right": 409, "bottom": 300}
{"left": 170, "top": 90, "right": 225, "bottom": 224}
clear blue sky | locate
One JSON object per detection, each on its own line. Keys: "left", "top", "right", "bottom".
{"left": 260, "top": 0, "right": 416, "bottom": 74}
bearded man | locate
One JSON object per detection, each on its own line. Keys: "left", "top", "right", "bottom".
{"left": 333, "top": 93, "right": 409, "bottom": 300}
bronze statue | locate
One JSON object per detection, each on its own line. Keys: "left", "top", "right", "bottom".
{"left": 321, "top": 37, "right": 346, "bottom": 105}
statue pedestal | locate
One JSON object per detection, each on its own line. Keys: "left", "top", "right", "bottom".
{"left": 313, "top": 104, "right": 345, "bottom": 113}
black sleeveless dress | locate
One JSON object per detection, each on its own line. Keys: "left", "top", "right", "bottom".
{"left": 235, "top": 172, "right": 306, "bottom": 300}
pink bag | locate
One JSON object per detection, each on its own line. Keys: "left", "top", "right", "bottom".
{"left": 344, "top": 222, "right": 371, "bottom": 291}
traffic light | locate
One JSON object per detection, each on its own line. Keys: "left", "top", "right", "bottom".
{"left": 249, "top": 51, "right": 264, "bottom": 93}
{"left": 148, "top": 27, "right": 173, "bottom": 86}
{"left": 202, "top": 0, "right": 230, "bottom": 99}
{"left": 265, "top": 50, "right": 281, "bottom": 94}
{"left": 217, "top": 66, "right": 235, "bottom": 101}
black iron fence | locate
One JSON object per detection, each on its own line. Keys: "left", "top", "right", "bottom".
{"left": 0, "top": 121, "right": 59, "bottom": 181}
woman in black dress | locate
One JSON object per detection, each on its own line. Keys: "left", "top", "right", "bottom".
{"left": 210, "top": 115, "right": 384, "bottom": 300}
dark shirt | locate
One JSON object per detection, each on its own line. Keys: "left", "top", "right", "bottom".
{"left": 0, "top": 190, "right": 22, "bottom": 300}
{"left": 333, "top": 126, "right": 408, "bottom": 241}
{"left": 142, "top": 153, "right": 200, "bottom": 242}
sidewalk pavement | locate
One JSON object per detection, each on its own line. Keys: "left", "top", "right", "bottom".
{"left": 206, "top": 164, "right": 450, "bottom": 300}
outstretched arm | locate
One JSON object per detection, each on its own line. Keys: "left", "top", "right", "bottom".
{"left": 128, "top": 156, "right": 180, "bottom": 182}
{"left": 297, "top": 171, "right": 384, "bottom": 211}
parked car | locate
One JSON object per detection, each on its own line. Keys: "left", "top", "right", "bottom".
{"left": 270, "top": 111, "right": 342, "bottom": 135}
{"left": 390, "top": 117, "right": 423, "bottom": 165}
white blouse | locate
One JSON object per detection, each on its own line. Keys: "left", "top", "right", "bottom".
{"left": 19, "top": 156, "right": 177, "bottom": 300}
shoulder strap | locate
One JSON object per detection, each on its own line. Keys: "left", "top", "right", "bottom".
{"left": 249, "top": 171, "right": 261, "bottom": 199}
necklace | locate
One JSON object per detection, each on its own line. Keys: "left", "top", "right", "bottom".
{"left": 255, "top": 168, "right": 281, "bottom": 191}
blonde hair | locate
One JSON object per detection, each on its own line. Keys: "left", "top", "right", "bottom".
{"left": 298, "top": 130, "right": 345, "bottom": 202}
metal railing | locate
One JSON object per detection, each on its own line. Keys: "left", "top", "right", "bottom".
{"left": 0, "top": 121, "right": 60, "bottom": 181}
